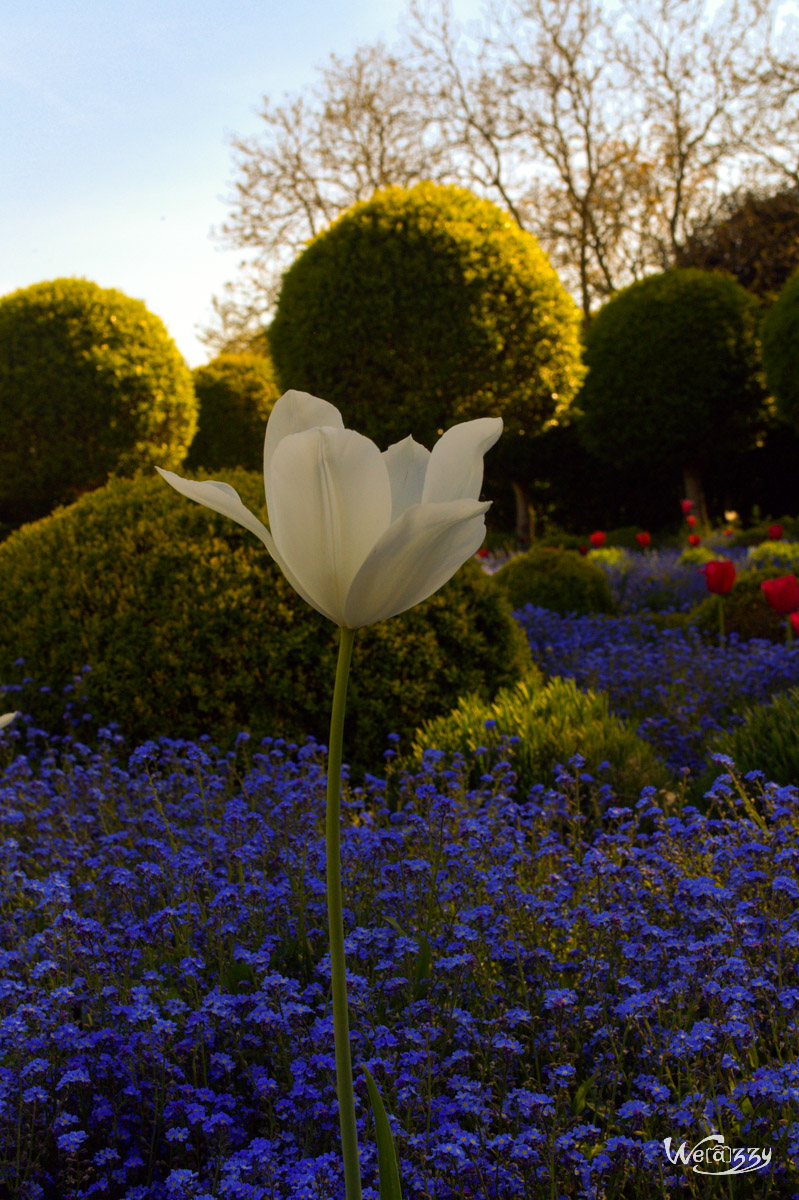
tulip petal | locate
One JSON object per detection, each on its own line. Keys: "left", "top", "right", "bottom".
{"left": 344, "top": 499, "right": 490, "bottom": 628}
{"left": 155, "top": 467, "right": 338, "bottom": 623}
{"left": 263, "top": 390, "right": 345, "bottom": 479}
{"left": 268, "top": 427, "right": 392, "bottom": 624}
{"left": 421, "top": 418, "right": 503, "bottom": 504}
{"left": 0, "top": 712, "right": 17, "bottom": 731}
{"left": 382, "top": 435, "right": 431, "bottom": 521}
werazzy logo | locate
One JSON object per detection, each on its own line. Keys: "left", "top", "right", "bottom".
{"left": 664, "top": 1134, "right": 772, "bottom": 1176}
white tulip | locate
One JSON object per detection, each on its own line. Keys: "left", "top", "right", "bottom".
{"left": 157, "top": 389, "right": 502, "bottom": 628}
{"left": 0, "top": 711, "right": 17, "bottom": 731}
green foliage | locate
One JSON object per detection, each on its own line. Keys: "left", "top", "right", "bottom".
{"left": 577, "top": 268, "right": 766, "bottom": 475}
{"left": 762, "top": 266, "right": 799, "bottom": 432}
{"left": 587, "top": 546, "right": 628, "bottom": 568}
{"left": 746, "top": 540, "right": 799, "bottom": 571}
{"left": 728, "top": 516, "right": 799, "bottom": 547}
{"left": 186, "top": 352, "right": 280, "bottom": 471}
{"left": 0, "top": 471, "right": 531, "bottom": 775}
{"left": 493, "top": 546, "right": 615, "bottom": 615}
{"left": 701, "top": 686, "right": 799, "bottom": 791}
{"left": 270, "top": 182, "right": 585, "bottom": 449}
{"left": 691, "top": 567, "right": 789, "bottom": 642}
{"left": 678, "top": 545, "right": 717, "bottom": 565}
{"left": 408, "top": 675, "right": 671, "bottom": 804}
{"left": 0, "top": 278, "right": 196, "bottom": 526}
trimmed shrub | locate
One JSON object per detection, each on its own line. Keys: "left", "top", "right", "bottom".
{"left": 762, "top": 266, "right": 799, "bottom": 432}
{"left": 186, "top": 352, "right": 280, "bottom": 471}
{"left": 493, "top": 546, "right": 615, "bottom": 615}
{"left": 408, "top": 675, "right": 672, "bottom": 805}
{"left": 577, "top": 268, "right": 766, "bottom": 482}
{"left": 270, "top": 182, "right": 584, "bottom": 450}
{"left": 0, "top": 278, "right": 196, "bottom": 526}
{"left": 678, "top": 545, "right": 717, "bottom": 566}
{"left": 701, "top": 685, "right": 799, "bottom": 791}
{"left": 691, "top": 567, "right": 791, "bottom": 642}
{"left": 0, "top": 471, "right": 531, "bottom": 774}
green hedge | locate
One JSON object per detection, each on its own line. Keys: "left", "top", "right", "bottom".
{"left": 0, "top": 471, "right": 531, "bottom": 775}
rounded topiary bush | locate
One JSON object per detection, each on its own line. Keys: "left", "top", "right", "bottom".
{"left": 493, "top": 546, "right": 615, "bottom": 615}
{"left": 0, "top": 471, "right": 531, "bottom": 774}
{"left": 408, "top": 675, "right": 672, "bottom": 805}
{"left": 186, "top": 352, "right": 280, "bottom": 471}
{"left": 270, "top": 182, "right": 584, "bottom": 449}
{"left": 691, "top": 567, "right": 791, "bottom": 642}
{"left": 0, "top": 278, "right": 196, "bottom": 526}
{"left": 762, "top": 266, "right": 799, "bottom": 432}
{"left": 576, "top": 268, "right": 766, "bottom": 486}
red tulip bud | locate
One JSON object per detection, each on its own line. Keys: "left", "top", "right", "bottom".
{"left": 578, "top": 544, "right": 588, "bottom": 556}
{"left": 686, "top": 515, "right": 696, "bottom": 528}
{"left": 589, "top": 530, "right": 606, "bottom": 548}
{"left": 762, "top": 575, "right": 799, "bottom": 615}
{"left": 723, "top": 528, "right": 733, "bottom": 537}
{"left": 791, "top": 613, "right": 799, "bottom": 637}
{"left": 636, "top": 531, "right": 651, "bottom": 549}
{"left": 688, "top": 534, "right": 701, "bottom": 547}
{"left": 768, "top": 524, "right": 784, "bottom": 541}
{"left": 701, "top": 560, "right": 736, "bottom": 595}
{"left": 680, "top": 499, "right": 694, "bottom": 515}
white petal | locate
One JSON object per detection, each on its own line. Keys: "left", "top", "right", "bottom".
{"left": 0, "top": 712, "right": 18, "bottom": 731}
{"left": 421, "top": 417, "right": 503, "bottom": 504}
{"left": 382, "top": 436, "right": 431, "bottom": 520}
{"left": 263, "top": 390, "right": 345, "bottom": 480}
{"left": 155, "top": 467, "right": 338, "bottom": 623}
{"left": 268, "top": 427, "right": 392, "bottom": 625}
{"left": 344, "top": 499, "right": 490, "bottom": 628}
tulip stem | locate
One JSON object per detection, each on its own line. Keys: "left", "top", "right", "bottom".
{"left": 327, "top": 625, "right": 363, "bottom": 1200}
{"left": 717, "top": 595, "right": 725, "bottom": 644}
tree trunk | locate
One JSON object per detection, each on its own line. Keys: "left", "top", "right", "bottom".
{"left": 511, "top": 480, "right": 532, "bottom": 550}
{"left": 682, "top": 464, "right": 708, "bottom": 526}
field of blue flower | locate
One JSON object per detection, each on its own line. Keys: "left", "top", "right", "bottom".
{"left": 1, "top": 546, "right": 798, "bottom": 1199}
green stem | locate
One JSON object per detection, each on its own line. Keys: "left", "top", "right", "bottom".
{"left": 327, "top": 625, "right": 362, "bottom": 1200}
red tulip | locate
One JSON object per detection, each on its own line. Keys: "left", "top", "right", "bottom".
{"left": 688, "top": 534, "right": 701, "bottom": 546}
{"left": 791, "top": 613, "right": 799, "bottom": 637}
{"left": 636, "top": 531, "right": 651, "bottom": 549}
{"left": 680, "top": 500, "right": 694, "bottom": 515}
{"left": 476, "top": 547, "right": 490, "bottom": 558}
{"left": 701, "top": 561, "right": 736, "bottom": 595}
{"left": 769, "top": 523, "right": 784, "bottom": 541}
{"left": 762, "top": 575, "right": 799, "bottom": 615}
{"left": 578, "top": 544, "right": 588, "bottom": 556}
{"left": 723, "top": 528, "right": 733, "bottom": 537}
{"left": 589, "top": 531, "right": 606, "bottom": 548}
{"left": 686, "top": 515, "right": 696, "bottom": 528}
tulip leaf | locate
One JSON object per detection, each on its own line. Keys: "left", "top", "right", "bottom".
{"left": 364, "top": 1066, "right": 404, "bottom": 1200}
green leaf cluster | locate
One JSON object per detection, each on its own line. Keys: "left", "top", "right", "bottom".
{"left": 408, "top": 675, "right": 672, "bottom": 805}
{"left": 493, "top": 546, "right": 615, "bottom": 615}
{"left": 701, "top": 685, "right": 799, "bottom": 791}
{"left": 186, "top": 352, "right": 280, "bottom": 472}
{"left": 269, "top": 182, "right": 584, "bottom": 450}
{"left": 762, "top": 266, "right": 799, "bottom": 432}
{"left": 577, "top": 268, "right": 766, "bottom": 474}
{"left": 0, "top": 471, "right": 531, "bottom": 775}
{"left": 0, "top": 278, "right": 196, "bottom": 526}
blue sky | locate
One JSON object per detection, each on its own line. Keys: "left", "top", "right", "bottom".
{"left": 2, "top": 0, "right": 481, "bottom": 367}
